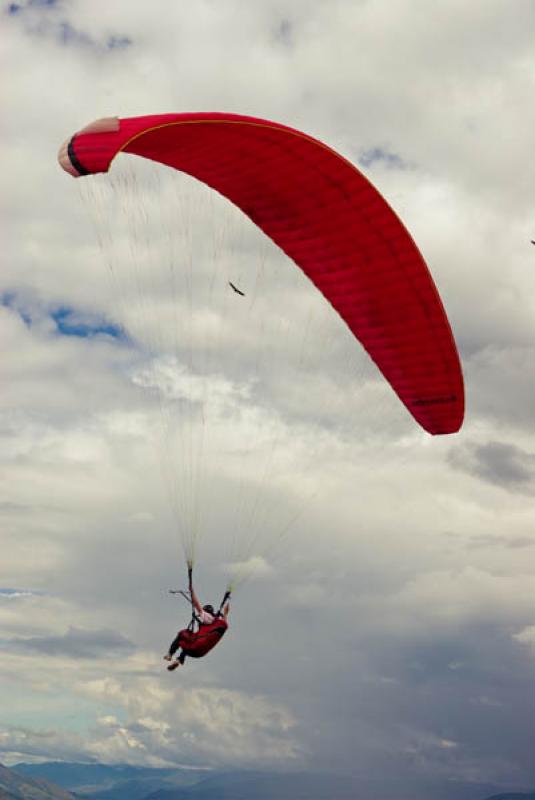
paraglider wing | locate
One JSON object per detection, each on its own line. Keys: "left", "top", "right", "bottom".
{"left": 59, "top": 112, "right": 464, "bottom": 434}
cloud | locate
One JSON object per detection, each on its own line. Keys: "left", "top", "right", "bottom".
{"left": 513, "top": 625, "right": 535, "bottom": 650}
{"left": 448, "top": 440, "right": 535, "bottom": 493}
{"left": 4, "top": 626, "right": 135, "bottom": 659}
{"left": 0, "top": 674, "right": 301, "bottom": 769}
{"left": 222, "top": 556, "right": 274, "bottom": 585}
{"left": 81, "top": 683, "right": 300, "bottom": 767}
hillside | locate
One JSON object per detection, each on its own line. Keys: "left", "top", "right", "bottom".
{"left": 12, "top": 761, "right": 532, "bottom": 800}
{"left": 0, "top": 764, "right": 75, "bottom": 800}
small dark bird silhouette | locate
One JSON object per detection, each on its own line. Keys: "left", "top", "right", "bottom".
{"left": 531, "top": 240, "right": 535, "bottom": 245}
{"left": 229, "top": 281, "right": 245, "bottom": 296}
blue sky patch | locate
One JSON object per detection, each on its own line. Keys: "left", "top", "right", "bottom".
{"left": 0, "top": 588, "right": 40, "bottom": 599}
{"left": 359, "top": 147, "right": 408, "bottom": 170}
{"left": 52, "top": 306, "right": 123, "bottom": 340}
{"left": 107, "top": 35, "right": 132, "bottom": 50}
{"left": 1, "top": 291, "right": 32, "bottom": 326}
{"left": 58, "top": 19, "right": 93, "bottom": 47}
{"left": 6, "top": 0, "right": 59, "bottom": 13}
{"left": 5, "top": 0, "right": 133, "bottom": 51}
{"left": 2, "top": 293, "right": 124, "bottom": 340}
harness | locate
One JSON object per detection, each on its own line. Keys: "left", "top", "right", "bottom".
{"left": 169, "top": 564, "right": 231, "bottom": 634}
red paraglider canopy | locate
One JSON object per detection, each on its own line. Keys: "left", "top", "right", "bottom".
{"left": 59, "top": 112, "right": 464, "bottom": 434}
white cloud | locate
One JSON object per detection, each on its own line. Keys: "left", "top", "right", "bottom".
{"left": 0, "top": 664, "right": 301, "bottom": 768}
{"left": 513, "top": 625, "right": 535, "bottom": 649}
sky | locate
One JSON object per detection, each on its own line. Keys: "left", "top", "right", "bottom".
{"left": 2, "top": 0, "right": 535, "bottom": 792}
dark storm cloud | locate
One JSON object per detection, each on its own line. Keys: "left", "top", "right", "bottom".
{"left": 448, "top": 440, "right": 535, "bottom": 493}
{"left": 273, "top": 612, "right": 535, "bottom": 785}
{"left": 4, "top": 626, "right": 135, "bottom": 658}
{"left": 354, "top": 621, "right": 535, "bottom": 784}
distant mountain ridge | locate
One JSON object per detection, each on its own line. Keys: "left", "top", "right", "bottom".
{"left": 140, "top": 774, "right": 533, "bottom": 800}
{"left": 0, "top": 764, "right": 75, "bottom": 800}
{"left": 485, "top": 794, "right": 535, "bottom": 800}
{"left": 12, "top": 762, "right": 202, "bottom": 799}
{"left": 11, "top": 761, "right": 533, "bottom": 800}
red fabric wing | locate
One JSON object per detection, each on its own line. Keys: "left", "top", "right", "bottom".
{"left": 60, "top": 113, "right": 464, "bottom": 434}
